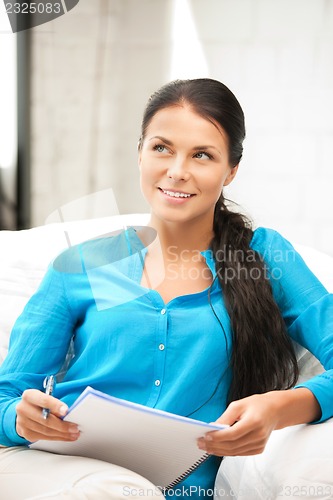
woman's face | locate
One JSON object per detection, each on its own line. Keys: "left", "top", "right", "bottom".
{"left": 139, "top": 104, "right": 238, "bottom": 227}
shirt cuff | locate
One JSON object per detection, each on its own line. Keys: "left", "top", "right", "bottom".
{"left": 2, "top": 398, "right": 30, "bottom": 446}
{"left": 295, "top": 372, "right": 333, "bottom": 423}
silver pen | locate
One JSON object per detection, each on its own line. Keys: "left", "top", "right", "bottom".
{"left": 42, "top": 375, "right": 56, "bottom": 419}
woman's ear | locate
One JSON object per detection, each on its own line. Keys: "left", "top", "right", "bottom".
{"left": 223, "top": 164, "right": 239, "bottom": 186}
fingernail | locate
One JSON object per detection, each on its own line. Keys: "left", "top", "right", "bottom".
{"left": 197, "top": 439, "right": 206, "bottom": 450}
{"left": 59, "top": 405, "right": 68, "bottom": 416}
{"left": 70, "top": 433, "right": 80, "bottom": 440}
{"left": 69, "top": 425, "right": 79, "bottom": 433}
{"left": 205, "top": 434, "right": 213, "bottom": 441}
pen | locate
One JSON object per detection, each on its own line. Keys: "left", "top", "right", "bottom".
{"left": 42, "top": 375, "right": 56, "bottom": 420}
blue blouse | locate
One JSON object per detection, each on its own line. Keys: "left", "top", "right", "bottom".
{"left": 0, "top": 226, "right": 332, "bottom": 499}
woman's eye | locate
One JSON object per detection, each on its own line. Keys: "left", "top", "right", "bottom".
{"left": 153, "top": 144, "right": 167, "bottom": 153}
{"left": 194, "top": 151, "right": 212, "bottom": 160}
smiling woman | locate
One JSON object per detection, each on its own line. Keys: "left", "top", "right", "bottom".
{"left": 0, "top": 78, "right": 332, "bottom": 500}
{"left": 138, "top": 105, "right": 236, "bottom": 229}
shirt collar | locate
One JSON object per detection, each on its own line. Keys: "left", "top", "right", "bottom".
{"left": 129, "top": 228, "right": 217, "bottom": 280}
{"left": 200, "top": 249, "right": 217, "bottom": 279}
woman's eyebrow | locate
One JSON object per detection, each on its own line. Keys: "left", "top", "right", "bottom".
{"left": 149, "top": 136, "right": 221, "bottom": 154}
{"left": 192, "top": 145, "right": 220, "bottom": 153}
{"left": 149, "top": 135, "right": 173, "bottom": 145}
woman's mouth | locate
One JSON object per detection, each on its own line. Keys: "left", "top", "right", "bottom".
{"left": 158, "top": 188, "right": 195, "bottom": 199}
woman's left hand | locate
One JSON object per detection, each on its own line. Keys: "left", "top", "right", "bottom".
{"left": 197, "top": 392, "right": 279, "bottom": 456}
{"left": 197, "top": 388, "right": 321, "bottom": 456}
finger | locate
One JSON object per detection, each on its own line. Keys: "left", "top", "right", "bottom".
{"left": 205, "top": 441, "right": 267, "bottom": 456}
{"left": 21, "top": 416, "right": 79, "bottom": 439}
{"left": 22, "top": 389, "right": 68, "bottom": 418}
{"left": 204, "top": 420, "right": 254, "bottom": 444}
{"left": 203, "top": 445, "right": 266, "bottom": 457}
{"left": 212, "top": 404, "right": 270, "bottom": 443}
{"left": 17, "top": 402, "right": 79, "bottom": 434}
{"left": 17, "top": 391, "right": 79, "bottom": 442}
{"left": 18, "top": 425, "right": 80, "bottom": 443}
{"left": 215, "top": 400, "right": 243, "bottom": 426}
{"left": 198, "top": 438, "right": 264, "bottom": 456}
{"left": 199, "top": 429, "right": 268, "bottom": 456}
{"left": 16, "top": 413, "right": 80, "bottom": 442}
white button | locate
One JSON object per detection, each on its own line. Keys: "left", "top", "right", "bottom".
{"left": 154, "top": 379, "right": 161, "bottom": 386}
{"left": 160, "top": 308, "right": 166, "bottom": 315}
{"left": 159, "top": 344, "right": 165, "bottom": 351}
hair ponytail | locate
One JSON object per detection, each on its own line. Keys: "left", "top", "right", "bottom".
{"left": 211, "top": 195, "right": 299, "bottom": 403}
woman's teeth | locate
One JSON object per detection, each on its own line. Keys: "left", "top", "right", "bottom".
{"left": 162, "top": 190, "right": 192, "bottom": 198}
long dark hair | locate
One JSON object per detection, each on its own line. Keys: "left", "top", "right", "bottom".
{"left": 140, "top": 78, "right": 299, "bottom": 403}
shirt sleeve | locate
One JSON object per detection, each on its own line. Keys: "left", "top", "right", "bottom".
{"left": 0, "top": 263, "right": 76, "bottom": 446}
{"left": 253, "top": 228, "right": 333, "bottom": 423}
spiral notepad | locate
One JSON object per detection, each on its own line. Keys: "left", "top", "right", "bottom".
{"left": 30, "top": 386, "right": 227, "bottom": 489}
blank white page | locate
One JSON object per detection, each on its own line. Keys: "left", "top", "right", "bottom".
{"left": 31, "top": 387, "right": 227, "bottom": 488}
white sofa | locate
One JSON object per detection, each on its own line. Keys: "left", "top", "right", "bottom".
{"left": 1, "top": 215, "right": 333, "bottom": 499}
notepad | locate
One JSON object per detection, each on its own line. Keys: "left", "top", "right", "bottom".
{"left": 30, "top": 386, "right": 227, "bottom": 489}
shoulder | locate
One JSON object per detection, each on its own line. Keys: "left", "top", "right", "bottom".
{"left": 250, "top": 227, "right": 327, "bottom": 296}
{"left": 52, "top": 227, "right": 144, "bottom": 275}
{"left": 250, "top": 226, "right": 295, "bottom": 257}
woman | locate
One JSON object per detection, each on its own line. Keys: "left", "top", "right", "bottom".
{"left": 0, "top": 78, "right": 332, "bottom": 499}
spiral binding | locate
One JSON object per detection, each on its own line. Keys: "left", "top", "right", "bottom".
{"left": 163, "top": 452, "right": 210, "bottom": 491}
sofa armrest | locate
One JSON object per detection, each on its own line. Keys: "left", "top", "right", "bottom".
{"left": 214, "top": 418, "right": 333, "bottom": 499}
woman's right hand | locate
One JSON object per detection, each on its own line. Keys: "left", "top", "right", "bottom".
{"left": 16, "top": 389, "right": 80, "bottom": 442}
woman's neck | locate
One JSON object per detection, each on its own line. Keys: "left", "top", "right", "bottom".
{"left": 147, "top": 214, "right": 214, "bottom": 256}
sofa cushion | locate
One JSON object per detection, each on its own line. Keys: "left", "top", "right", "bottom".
{"left": 0, "top": 214, "right": 149, "bottom": 364}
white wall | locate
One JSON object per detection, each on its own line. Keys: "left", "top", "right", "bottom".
{"left": 196, "top": 0, "right": 333, "bottom": 256}
{"left": 30, "top": 0, "right": 171, "bottom": 224}
{"left": 30, "top": 0, "right": 333, "bottom": 255}
{"left": 0, "top": 35, "right": 17, "bottom": 229}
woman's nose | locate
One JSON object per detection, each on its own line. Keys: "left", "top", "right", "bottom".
{"left": 166, "top": 156, "right": 190, "bottom": 181}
